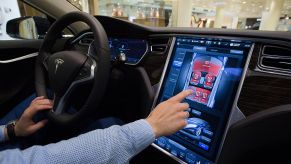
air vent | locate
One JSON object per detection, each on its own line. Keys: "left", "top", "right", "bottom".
{"left": 73, "top": 32, "right": 94, "bottom": 46}
{"left": 149, "top": 37, "right": 170, "bottom": 54}
{"left": 261, "top": 57, "right": 291, "bottom": 70}
{"left": 79, "top": 35, "right": 94, "bottom": 45}
{"left": 263, "top": 46, "right": 291, "bottom": 57}
{"left": 151, "top": 45, "right": 167, "bottom": 53}
{"left": 79, "top": 37, "right": 94, "bottom": 45}
{"left": 259, "top": 45, "right": 291, "bottom": 74}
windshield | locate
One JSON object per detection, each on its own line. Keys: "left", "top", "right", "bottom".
{"left": 68, "top": 0, "right": 291, "bottom": 31}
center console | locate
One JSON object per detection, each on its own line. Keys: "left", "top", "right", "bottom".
{"left": 153, "top": 36, "right": 253, "bottom": 164}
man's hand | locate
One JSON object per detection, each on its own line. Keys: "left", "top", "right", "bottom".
{"left": 14, "top": 96, "right": 53, "bottom": 137}
{"left": 146, "top": 90, "right": 193, "bottom": 138}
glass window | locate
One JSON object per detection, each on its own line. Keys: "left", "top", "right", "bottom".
{"left": 68, "top": 0, "right": 291, "bottom": 31}
{"left": 0, "top": 0, "right": 48, "bottom": 40}
{"left": 0, "top": 0, "right": 73, "bottom": 40}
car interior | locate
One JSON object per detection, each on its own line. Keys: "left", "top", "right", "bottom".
{"left": 1, "top": 0, "right": 291, "bottom": 164}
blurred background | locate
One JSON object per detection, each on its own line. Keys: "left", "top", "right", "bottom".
{"left": 67, "top": 0, "right": 291, "bottom": 31}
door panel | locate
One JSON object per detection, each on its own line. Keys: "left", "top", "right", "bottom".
{"left": 0, "top": 40, "right": 42, "bottom": 117}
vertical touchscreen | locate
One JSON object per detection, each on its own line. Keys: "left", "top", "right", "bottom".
{"left": 154, "top": 36, "right": 252, "bottom": 164}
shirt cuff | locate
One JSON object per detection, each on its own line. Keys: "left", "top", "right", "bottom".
{"left": 0, "top": 125, "right": 6, "bottom": 143}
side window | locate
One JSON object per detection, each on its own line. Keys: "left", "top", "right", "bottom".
{"left": 18, "top": 1, "right": 47, "bottom": 18}
{"left": 1, "top": 1, "right": 73, "bottom": 40}
{"left": 0, "top": 0, "right": 50, "bottom": 40}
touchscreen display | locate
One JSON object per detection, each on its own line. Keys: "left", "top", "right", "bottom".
{"left": 154, "top": 36, "right": 252, "bottom": 163}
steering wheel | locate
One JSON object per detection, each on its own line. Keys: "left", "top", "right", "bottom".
{"left": 35, "top": 11, "right": 110, "bottom": 126}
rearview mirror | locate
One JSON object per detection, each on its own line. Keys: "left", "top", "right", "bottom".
{"left": 6, "top": 16, "right": 50, "bottom": 39}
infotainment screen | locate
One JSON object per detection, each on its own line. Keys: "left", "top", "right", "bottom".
{"left": 154, "top": 36, "right": 253, "bottom": 164}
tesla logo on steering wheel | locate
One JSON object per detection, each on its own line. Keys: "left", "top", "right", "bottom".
{"left": 55, "top": 58, "right": 64, "bottom": 74}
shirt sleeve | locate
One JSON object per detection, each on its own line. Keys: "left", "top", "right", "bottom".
{"left": 0, "top": 125, "right": 5, "bottom": 143}
{"left": 0, "top": 119, "right": 155, "bottom": 164}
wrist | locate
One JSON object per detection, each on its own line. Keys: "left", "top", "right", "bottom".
{"left": 6, "top": 120, "right": 18, "bottom": 141}
{"left": 145, "top": 118, "right": 160, "bottom": 138}
{"left": 14, "top": 122, "right": 21, "bottom": 137}
{"left": 4, "top": 126, "right": 9, "bottom": 141}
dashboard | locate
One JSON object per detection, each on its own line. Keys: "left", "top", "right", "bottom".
{"left": 73, "top": 32, "right": 254, "bottom": 164}
{"left": 68, "top": 16, "right": 291, "bottom": 164}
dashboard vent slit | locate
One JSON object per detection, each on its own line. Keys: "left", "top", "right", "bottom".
{"left": 261, "top": 57, "right": 291, "bottom": 70}
{"left": 263, "top": 46, "right": 291, "bottom": 57}
{"left": 149, "top": 37, "right": 170, "bottom": 54}
{"left": 259, "top": 45, "right": 291, "bottom": 73}
{"left": 151, "top": 44, "right": 167, "bottom": 53}
{"left": 79, "top": 38, "right": 94, "bottom": 45}
{"left": 78, "top": 33, "right": 94, "bottom": 46}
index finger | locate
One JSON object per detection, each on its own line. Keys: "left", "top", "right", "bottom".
{"left": 35, "top": 99, "right": 53, "bottom": 106}
{"left": 32, "top": 96, "right": 45, "bottom": 103}
{"left": 168, "top": 89, "right": 193, "bottom": 102}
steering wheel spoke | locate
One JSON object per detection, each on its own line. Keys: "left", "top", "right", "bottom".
{"left": 52, "top": 95, "right": 67, "bottom": 115}
{"left": 74, "top": 57, "right": 96, "bottom": 82}
{"left": 42, "top": 55, "right": 50, "bottom": 71}
{"left": 52, "top": 57, "right": 96, "bottom": 115}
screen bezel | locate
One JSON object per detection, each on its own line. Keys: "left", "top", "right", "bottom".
{"left": 151, "top": 36, "right": 254, "bottom": 163}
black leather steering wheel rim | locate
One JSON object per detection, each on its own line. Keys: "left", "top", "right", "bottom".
{"left": 35, "top": 11, "right": 110, "bottom": 126}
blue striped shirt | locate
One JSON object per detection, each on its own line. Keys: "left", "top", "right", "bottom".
{"left": 0, "top": 119, "right": 155, "bottom": 164}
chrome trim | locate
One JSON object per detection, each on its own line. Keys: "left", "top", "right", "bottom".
{"left": 62, "top": 34, "right": 74, "bottom": 38}
{"left": 259, "top": 56, "right": 291, "bottom": 74}
{"left": 262, "top": 45, "right": 291, "bottom": 56}
{"left": 125, "top": 39, "right": 149, "bottom": 66}
{"left": 79, "top": 38, "right": 94, "bottom": 46}
{"left": 257, "top": 45, "right": 291, "bottom": 76}
{"left": 150, "top": 36, "right": 255, "bottom": 163}
{"left": 151, "top": 37, "right": 176, "bottom": 110}
{"left": 215, "top": 43, "right": 254, "bottom": 163}
{"left": 279, "top": 61, "right": 291, "bottom": 65}
{"left": 87, "top": 41, "right": 94, "bottom": 56}
{"left": 74, "top": 32, "right": 94, "bottom": 46}
{"left": 0, "top": 52, "right": 38, "bottom": 64}
{"left": 150, "top": 44, "right": 168, "bottom": 54}
{"left": 254, "top": 67, "right": 291, "bottom": 77}
{"left": 71, "top": 32, "right": 93, "bottom": 44}
{"left": 151, "top": 143, "right": 187, "bottom": 164}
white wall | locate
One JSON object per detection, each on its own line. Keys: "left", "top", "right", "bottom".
{"left": 0, "top": 0, "right": 21, "bottom": 40}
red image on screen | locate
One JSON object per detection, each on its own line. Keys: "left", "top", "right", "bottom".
{"left": 185, "top": 55, "right": 227, "bottom": 108}
{"left": 187, "top": 86, "right": 211, "bottom": 105}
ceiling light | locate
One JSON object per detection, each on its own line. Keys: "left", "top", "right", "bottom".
{"left": 242, "top": 1, "right": 247, "bottom": 4}
{"left": 214, "top": 1, "right": 226, "bottom": 6}
{"left": 259, "top": 5, "right": 263, "bottom": 8}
